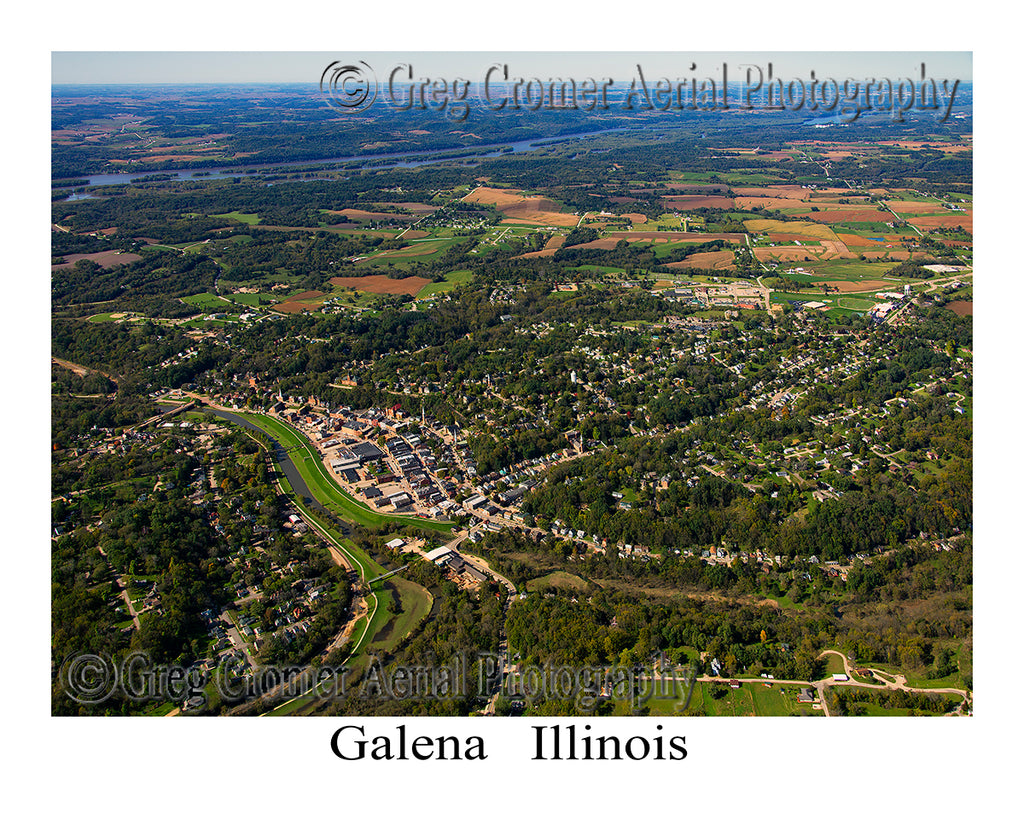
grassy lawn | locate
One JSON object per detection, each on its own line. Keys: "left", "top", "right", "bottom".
{"left": 823, "top": 653, "right": 848, "bottom": 677}
{"left": 328, "top": 291, "right": 382, "bottom": 309}
{"left": 762, "top": 592, "right": 806, "bottom": 611}
{"left": 180, "top": 292, "right": 231, "bottom": 309}
{"left": 866, "top": 654, "right": 971, "bottom": 691}
{"left": 837, "top": 296, "right": 879, "bottom": 310}
{"left": 525, "top": 571, "right": 591, "bottom": 594}
{"left": 661, "top": 681, "right": 822, "bottom": 716}
{"left": 720, "top": 172, "right": 787, "bottom": 184}
{"left": 213, "top": 211, "right": 261, "bottom": 225}
{"left": 222, "top": 292, "right": 278, "bottom": 307}
{"left": 416, "top": 269, "right": 474, "bottom": 299}
{"left": 367, "top": 575, "right": 433, "bottom": 653}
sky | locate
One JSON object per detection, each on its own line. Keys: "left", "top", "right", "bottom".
{"left": 52, "top": 51, "right": 972, "bottom": 86}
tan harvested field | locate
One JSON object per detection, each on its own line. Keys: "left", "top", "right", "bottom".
{"left": 909, "top": 213, "right": 973, "bottom": 232}
{"left": 274, "top": 300, "right": 319, "bottom": 314}
{"left": 273, "top": 290, "right": 327, "bottom": 314}
{"left": 737, "top": 197, "right": 819, "bottom": 210}
{"left": 503, "top": 210, "right": 580, "bottom": 227}
{"left": 465, "top": 186, "right": 578, "bottom": 225}
{"left": 806, "top": 209, "right": 897, "bottom": 224}
{"left": 571, "top": 238, "right": 621, "bottom": 251}
{"left": 754, "top": 247, "right": 822, "bottom": 262}
{"left": 515, "top": 235, "right": 566, "bottom": 258}
{"left": 662, "top": 195, "right": 735, "bottom": 209}
{"left": 464, "top": 185, "right": 577, "bottom": 224}
{"left": 884, "top": 200, "right": 948, "bottom": 214}
{"left": 462, "top": 186, "right": 560, "bottom": 213}
{"left": 399, "top": 229, "right": 429, "bottom": 239}
{"left": 819, "top": 240, "right": 855, "bottom": 259}
{"left": 804, "top": 201, "right": 890, "bottom": 210}
{"left": 287, "top": 290, "right": 327, "bottom": 301}
{"left": 52, "top": 251, "right": 143, "bottom": 270}
{"left": 463, "top": 186, "right": 524, "bottom": 206}
{"left": 815, "top": 187, "right": 865, "bottom": 197}
{"left": 732, "top": 186, "right": 810, "bottom": 200}
{"left": 821, "top": 279, "right": 894, "bottom": 292}
{"left": 328, "top": 274, "right": 432, "bottom": 295}
{"left": 769, "top": 233, "right": 822, "bottom": 243}
{"left": 665, "top": 251, "right": 736, "bottom": 270}
{"left": 744, "top": 219, "right": 838, "bottom": 241}
{"left": 946, "top": 300, "right": 973, "bottom": 316}
{"left": 811, "top": 197, "right": 872, "bottom": 206}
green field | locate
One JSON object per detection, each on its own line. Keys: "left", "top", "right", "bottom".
{"left": 649, "top": 681, "right": 822, "bottom": 716}
{"left": 720, "top": 172, "right": 787, "bottom": 184}
{"left": 223, "top": 292, "right": 278, "bottom": 307}
{"left": 823, "top": 653, "right": 848, "bottom": 676}
{"left": 214, "top": 211, "right": 261, "bottom": 225}
{"left": 525, "top": 571, "right": 591, "bottom": 594}
{"left": 86, "top": 312, "right": 129, "bottom": 323}
{"left": 359, "top": 237, "right": 463, "bottom": 267}
{"left": 416, "top": 269, "right": 474, "bottom": 299}
{"left": 836, "top": 296, "right": 878, "bottom": 310}
{"left": 181, "top": 292, "right": 232, "bottom": 309}
{"left": 368, "top": 575, "right": 434, "bottom": 653}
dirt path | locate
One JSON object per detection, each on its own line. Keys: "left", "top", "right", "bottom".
{"left": 323, "top": 596, "right": 368, "bottom": 657}
{"left": 327, "top": 544, "right": 354, "bottom": 573}
{"left": 51, "top": 356, "right": 120, "bottom": 386}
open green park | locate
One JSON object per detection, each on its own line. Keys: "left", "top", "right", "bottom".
{"left": 647, "top": 681, "right": 823, "bottom": 716}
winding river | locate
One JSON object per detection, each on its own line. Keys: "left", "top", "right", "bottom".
{"left": 64, "top": 126, "right": 641, "bottom": 190}
{"left": 202, "top": 407, "right": 350, "bottom": 535}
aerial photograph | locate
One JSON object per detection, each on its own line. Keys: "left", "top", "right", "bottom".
{"left": 48, "top": 49, "right": 977, "bottom": 726}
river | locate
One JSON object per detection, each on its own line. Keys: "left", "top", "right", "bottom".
{"left": 66, "top": 127, "right": 641, "bottom": 189}
{"left": 202, "top": 407, "right": 350, "bottom": 534}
